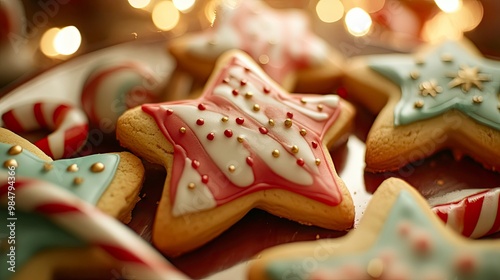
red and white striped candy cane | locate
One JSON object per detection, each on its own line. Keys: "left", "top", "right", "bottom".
{"left": 431, "top": 188, "right": 500, "bottom": 239}
{"left": 1, "top": 102, "right": 88, "bottom": 159}
{"left": 0, "top": 176, "right": 188, "bottom": 280}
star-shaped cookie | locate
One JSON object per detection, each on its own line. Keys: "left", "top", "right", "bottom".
{"left": 248, "top": 178, "right": 500, "bottom": 280}
{"left": 116, "top": 50, "right": 355, "bottom": 256}
{"left": 0, "top": 128, "right": 144, "bottom": 223}
{"left": 167, "top": 0, "right": 344, "bottom": 94}
{"left": 343, "top": 39, "right": 500, "bottom": 172}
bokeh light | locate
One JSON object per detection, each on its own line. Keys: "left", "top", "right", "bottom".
{"left": 128, "top": 0, "right": 151, "bottom": 9}
{"left": 173, "top": 0, "right": 196, "bottom": 12}
{"left": 316, "top": 0, "right": 344, "bottom": 23}
{"left": 435, "top": 0, "right": 462, "bottom": 13}
{"left": 53, "top": 26, "right": 81, "bottom": 56}
{"left": 345, "top": 7, "right": 372, "bottom": 37}
{"left": 40, "top": 27, "right": 60, "bottom": 57}
{"left": 152, "top": 1, "right": 180, "bottom": 31}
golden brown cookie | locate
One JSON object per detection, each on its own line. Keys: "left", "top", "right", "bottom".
{"left": 117, "top": 50, "right": 355, "bottom": 256}
{"left": 343, "top": 39, "right": 500, "bottom": 172}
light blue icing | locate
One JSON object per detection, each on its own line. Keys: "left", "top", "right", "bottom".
{"left": 0, "top": 208, "right": 86, "bottom": 280}
{"left": 0, "top": 143, "right": 120, "bottom": 204}
{"left": 265, "top": 190, "right": 500, "bottom": 280}
{"left": 368, "top": 41, "right": 500, "bottom": 130}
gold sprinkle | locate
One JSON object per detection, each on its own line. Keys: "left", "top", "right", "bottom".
{"left": 414, "top": 100, "right": 424, "bottom": 108}
{"left": 3, "top": 159, "right": 17, "bottom": 168}
{"left": 253, "top": 104, "right": 260, "bottom": 112}
{"left": 228, "top": 165, "right": 236, "bottom": 173}
{"left": 43, "top": 162, "right": 53, "bottom": 171}
{"left": 268, "top": 119, "right": 275, "bottom": 126}
{"left": 291, "top": 145, "right": 299, "bottom": 154}
{"left": 317, "top": 104, "right": 324, "bottom": 111}
{"left": 300, "top": 98, "right": 307, "bottom": 104}
{"left": 188, "top": 183, "right": 196, "bottom": 190}
{"left": 245, "top": 92, "right": 254, "bottom": 99}
{"left": 315, "top": 158, "right": 321, "bottom": 166}
{"left": 284, "top": 118, "right": 293, "bottom": 128}
{"left": 258, "top": 54, "right": 269, "bottom": 65}
{"left": 436, "top": 179, "right": 444, "bottom": 186}
{"left": 221, "top": 116, "right": 229, "bottom": 122}
{"left": 410, "top": 70, "right": 420, "bottom": 80}
{"left": 7, "top": 145, "right": 23, "bottom": 155}
{"left": 179, "top": 127, "right": 187, "bottom": 133}
{"left": 441, "top": 53, "right": 453, "bottom": 62}
{"left": 472, "top": 95, "right": 483, "bottom": 104}
{"left": 73, "top": 177, "right": 84, "bottom": 185}
{"left": 90, "top": 162, "right": 105, "bottom": 173}
{"left": 272, "top": 150, "right": 280, "bottom": 158}
{"left": 300, "top": 129, "right": 307, "bottom": 136}
{"left": 415, "top": 57, "right": 425, "bottom": 65}
{"left": 367, "top": 258, "right": 384, "bottom": 278}
{"left": 237, "top": 136, "right": 244, "bottom": 143}
{"left": 67, "top": 164, "right": 79, "bottom": 172}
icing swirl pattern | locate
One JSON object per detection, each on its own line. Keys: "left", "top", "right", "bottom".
{"left": 143, "top": 55, "right": 344, "bottom": 217}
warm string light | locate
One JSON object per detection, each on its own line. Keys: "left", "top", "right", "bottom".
{"left": 344, "top": 7, "right": 372, "bottom": 37}
{"left": 40, "top": 26, "right": 81, "bottom": 58}
{"left": 128, "top": 0, "right": 151, "bottom": 9}
{"left": 152, "top": 1, "right": 180, "bottom": 31}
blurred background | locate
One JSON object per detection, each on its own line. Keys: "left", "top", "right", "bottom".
{"left": 0, "top": 0, "right": 498, "bottom": 89}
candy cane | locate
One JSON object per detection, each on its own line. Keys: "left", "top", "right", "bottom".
{"left": 1, "top": 102, "right": 88, "bottom": 159}
{"left": 0, "top": 176, "right": 188, "bottom": 280}
{"left": 430, "top": 188, "right": 500, "bottom": 238}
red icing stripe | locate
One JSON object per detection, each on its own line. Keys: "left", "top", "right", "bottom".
{"left": 433, "top": 207, "right": 449, "bottom": 224}
{"left": 462, "top": 195, "right": 484, "bottom": 237}
{"left": 0, "top": 180, "right": 26, "bottom": 197}
{"left": 1, "top": 110, "right": 24, "bottom": 132}
{"left": 35, "top": 203, "right": 81, "bottom": 214}
{"left": 34, "top": 102, "right": 48, "bottom": 128}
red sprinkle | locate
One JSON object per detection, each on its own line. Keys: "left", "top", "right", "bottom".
{"left": 198, "top": 103, "right": 206, "bottom": 110}
{"left": 259, "top": 127, "right": 268, "bottom": 134}
{"left": 246, "top": 157, "right": 254, "bottom": 166}
{"left": 196, "top": 119, "right": 205, "bottom": 125}
{"left": 166, "top": 109, "right": 174, "bottom": 115}
{"left": 287, "top": 112, "right": 293, "bottom": 119}
{"left": 263, "top": 86, "right": 270, "bottom": 94}
{"left": 224, "top": 129, "right": 233, "bottom": 137}
{"left": 311, "top": 141, "right": 318, "bottom": 149}
{"left": 191, "top": 160, "right": 200, "bottom": 169}
{"left": 240, "top": 79, "right": 247, "bottom": 86}
{"left": 296, "top": 158, "right": 305, "bottom": 166}
{"left": 207, "top": 133, "right": 215, "bottom": 141}
{"left": 236, "top": 117, "right": 244, "bottom": 125}
{"left": 232, "top": 89, "right": 239, "bottom": 96}
{"left": 201, "top": 175, "right": 209, "bottom": 184}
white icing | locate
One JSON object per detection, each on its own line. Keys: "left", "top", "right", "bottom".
{"left": 214, "top": 66, "right": 321, "bottom": 172}
{"left": 10, "top": 102, "right": 39, "bottom": 131}
{"left": 470, "top": 188, "right": 500, "bottom": 238}
{"left": 283, "top": 95, "right": 339, "bottom": 121}
{"left": 167, "top": 104, "right": 314, "bottom": 187}
{"left": 447, "top": 204, "right": 463, "bottom": 233}
{"left": 172, "top": 158, "right": 217, "bottom": 217}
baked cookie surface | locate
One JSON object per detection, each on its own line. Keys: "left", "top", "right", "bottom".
{"left": 343, "top": 39, "right": 500, "bottom": 172}
{"left": 248, "top": 178, "right": 500, "bottom": 280}
{"left": 117, "top": 50, "right": 355, "bottom": 256}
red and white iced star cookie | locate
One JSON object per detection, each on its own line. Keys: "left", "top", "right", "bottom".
{"left": 116, "top": 50, "right": 355, "bottom": 256}
{"left": 248, "top": 178, "right": 500, "bottom": 280}
{"left": 167, "top": 0, "right": 344, "bottom": 94}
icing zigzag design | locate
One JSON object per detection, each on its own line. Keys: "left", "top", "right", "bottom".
{"left": 143, "top": 55, "right": 344, "bottom": 217}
